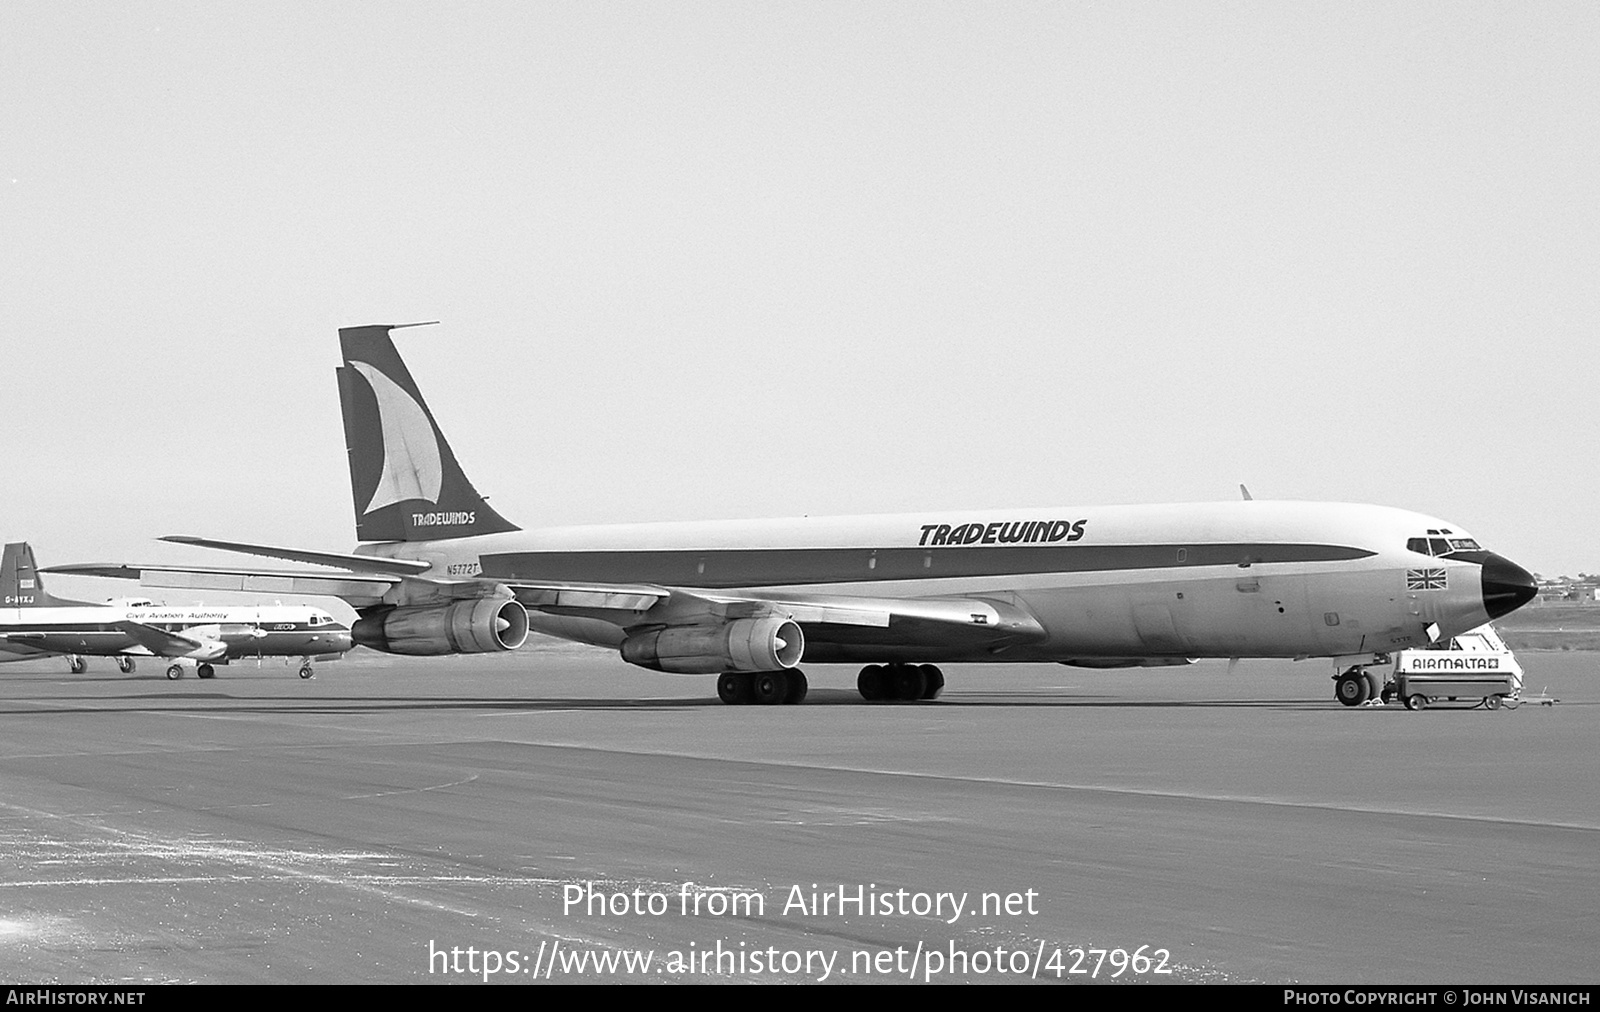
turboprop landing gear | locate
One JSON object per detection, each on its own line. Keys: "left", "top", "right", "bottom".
{"left": 858, "top": 663, "right": 945, "bottom": 702}
{"left": 116, "top": 656, "right": 136, "bottom": 674}
{"left": 299, "top": 662, "right": 315, "bottom": 679}
{"left": 67, "top": 655, "right": 87, "bottom": 675}
{"left": 166, "top": 664, "right": 183, "bottom": 680}
{"left": 716, "top": 670, "right": 807, "bottom": 705}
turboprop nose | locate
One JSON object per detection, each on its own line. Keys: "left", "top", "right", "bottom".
{"left": 1481, "top": 553, "right": 1538, "bottom": 620}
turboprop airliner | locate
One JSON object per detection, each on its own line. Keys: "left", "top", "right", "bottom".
{"left": 52, "top": 324, "right": 1538, "bottom": 706}
{"left": 3, "top": 542, "right": 352, "bottom": 679}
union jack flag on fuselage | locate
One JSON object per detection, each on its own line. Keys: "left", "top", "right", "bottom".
{"left": 1407, "top": 568, "right": 1448, "bottom": 591}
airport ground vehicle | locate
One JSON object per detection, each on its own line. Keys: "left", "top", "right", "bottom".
{"left": 1384, "top": 624, "right": 1524, "bottom": 710}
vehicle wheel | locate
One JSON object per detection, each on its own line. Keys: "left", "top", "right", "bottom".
{"left": 783, "top": 669, "right": 808, "bottom": 704}
{"left": 1335, "top": 671, "right": 1369, "bottom": 707}
{"left": 1484, "top": 695, "right": 1501, "bottom": 710}
{"left": 717, "top": 672, "right": 751, "bottom": 705}
{"left": 197, "top": 663, "right": 215, "bottom": 679}
{"left": 919, "top": 664, "right": 945, "bottom": 700}
{"left": 1380, "top": 686, "right": 1395, "bottom": 704}
{"left": 116, "top": 656, "right": 136, "bottom": 674}
{"left": 857, "top": 665, "right": 886, "bottom": 701}
{"left": 166, "top": 664, "right": 183, "bottom": 680}
{"left": 1406, "top": 694, "right": 1428, "bottom": 711}
{"left": 68, "top": 656, "right": 87, "bottom": 675}
{"left": 299, "top": 664, "right": 314, "bottom": 680}
{"left": 753, "top": 671, "right": 788, "bottom": 705}
{"left": 892, "top": 664, "right": 927, "bottom": 702}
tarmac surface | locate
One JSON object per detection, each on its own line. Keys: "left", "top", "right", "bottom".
{"left": 0, "top": 643, "right": 1595, "bottom": 985}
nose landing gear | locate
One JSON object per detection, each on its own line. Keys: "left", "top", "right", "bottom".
{"left": 1334, "top": 666, "right": 1385, "bottom": 707}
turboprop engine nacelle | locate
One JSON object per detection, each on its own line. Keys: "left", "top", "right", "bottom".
{"left": 174, "top": 625, "right": 230, "bottom": 661}
{"left": 620, "top": 617, "right": 804, "bottom": 674}
{"left": 352, "top": 599, "right": 530, "bottom": 655}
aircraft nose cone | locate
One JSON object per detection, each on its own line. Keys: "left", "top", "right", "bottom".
{"left": 1481, "top": 553, "right": 1538, "bottom": 620}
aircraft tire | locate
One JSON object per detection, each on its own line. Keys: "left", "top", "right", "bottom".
{"left": 919, "top": 664, "right": 945, "bottom": 700}
{"left": 166, "top": 664, "right": 183, "bottom": 680}
{"left": 783, "top": 669, "right": 808, "bottom": 704}
{"left": 1335, "top": 670, "right": 1368, "bottom": 707}
{"left": 717, "top": 672, "right": 752, "bottom": 705}
{"left": 753, "top": 671, "right": 788, "bottom": 705}
{"left": 1363, "top": 671, "right": 1381, "bottom": 701}
{"left": 116, "top": 656, "right": 136, "bottom": 674}
{"left": 891, "top": 664, "right": 927, "bottom": 702}
{"left": 68, "top": 656, "right": 87, "bottom": 675}
{"left": 299, "top": 664, "right": 314, "bottom": 680}
{"left": 857, "top": 665, "right": 886, "bottom": 701}
{"left": 197, "top": 663, "right": 215, "bottom": 680}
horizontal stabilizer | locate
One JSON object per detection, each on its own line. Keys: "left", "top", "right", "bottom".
{"left": 46, "top": 563, "right": 397, "bottom": 600}
{"left": 159, "top": 537, "right": 432, "bottom": 576}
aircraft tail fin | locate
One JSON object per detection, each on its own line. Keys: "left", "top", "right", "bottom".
{"left": 2, "top": 542, "right": 80, "bottom": 608}
{"left": 336, "top": 323, "right": 521, "bottom": 543}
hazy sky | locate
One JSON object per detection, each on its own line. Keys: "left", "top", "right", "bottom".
{"left": 4, "top": 2, "right": 1597, "bottom": 608}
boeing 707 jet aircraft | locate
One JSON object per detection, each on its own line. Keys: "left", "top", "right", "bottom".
{"left": 4, "top": 542, "right": 352, "bottom": 679}
{"left": 53, "top": 324, "right": 1537, "bottom": 706}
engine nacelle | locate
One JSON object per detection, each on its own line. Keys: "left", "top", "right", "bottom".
{"left": 620, "top": 617, "right": 804, "bottom": 674}
{"left": 352, "top": 599, "right": 529, "bottom": 655}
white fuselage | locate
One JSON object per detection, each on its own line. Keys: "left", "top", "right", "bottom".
{"left": 357, "top": 500, "right": 1503, "bottom": 664}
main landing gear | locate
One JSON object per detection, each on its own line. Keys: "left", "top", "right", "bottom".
{"left": 299, "top": 662, "right": 315, "bottom": 679}
{"left": 858, "top": 663, "right": 945, "bottom": 702}
{"left": 67, "top": 655, "right": 87, "bottom": 675}
{"left": 165, "top": 662, "right": 217, "bottom": 680}
{"left": 1334, "top": 665, "right": 1384, "bottom": 707}
{"left": 717, "top": 669, "right": 808, "bottom": 705}
{"left": 116, "top": 656, "right": 136, "bottom": 674}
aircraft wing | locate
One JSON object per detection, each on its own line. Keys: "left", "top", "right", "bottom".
{"left": 111, "top": 621, "right": 212, "bottom": 658}
{"left": 513, "top": 582, "right": 1048, "bottom": 651}
{"left": 66, "top": 538, "right": 1049, "bottom": 655}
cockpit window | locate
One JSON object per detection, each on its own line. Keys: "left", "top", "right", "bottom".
{"left": 1408, "top": 536, "right": 1484, "bottom": 556}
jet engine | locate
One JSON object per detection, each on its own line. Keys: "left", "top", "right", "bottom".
{"left": 352, "top": 599, "right": 529, "bottom": 655}
{"left": 620, "top": 617, "right": 804, "bottom": 674}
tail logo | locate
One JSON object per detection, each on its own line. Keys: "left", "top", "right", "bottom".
{"left": 349, "top": 361, "right": 443, "bottom": 514}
